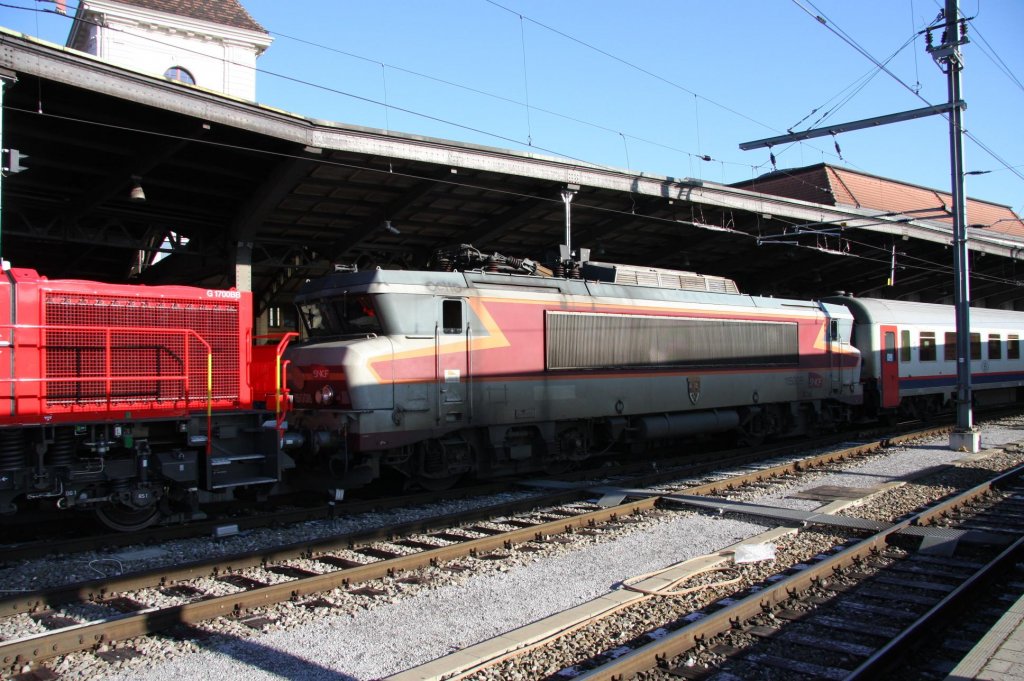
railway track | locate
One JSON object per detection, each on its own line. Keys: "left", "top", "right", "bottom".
{"left": 474, "top": 456, "right": 1024, "bottom": 681}
{"left": 0, "top": 422, "right": 920, "bottom": 563}
{"left": 0, "top": 426, "right": 956, "bottom": 678}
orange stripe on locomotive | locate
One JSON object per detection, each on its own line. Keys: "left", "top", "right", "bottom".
{"left": 367, "top": 293, "right": 848, "bottom": 385}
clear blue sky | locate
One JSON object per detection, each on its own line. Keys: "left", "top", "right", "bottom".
{"left": 2, "top": 0, "right": 1022, "bottom": 215}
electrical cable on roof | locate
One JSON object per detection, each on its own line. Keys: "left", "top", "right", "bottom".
{"left": 694, "top": 94, "right": 702, "bottom": 160}
{"left": 619, "top": 132, "right": 632, "bottom": 171}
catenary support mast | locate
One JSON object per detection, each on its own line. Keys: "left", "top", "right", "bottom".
{"left": 741, "top": 0, "right": 979, "bottom": 452}
{"left": 936, "top": 0, "right": 979, "bottom": 452}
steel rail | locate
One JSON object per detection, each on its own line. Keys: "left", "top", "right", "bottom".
{"left": 0, "top": 496, "right": 659, "bottom": 670}
{"left": 0, "top": 426, "right": 941, "bottom": 616}
{"left": 570, "top": 462, "right": 1024, "bottom": 681}
{"left": 0, "top": 486, "right": 590, "bottom": 616}
{"left": 845, "top": 533, "right": 1024, "bottom": 679}
{"left": 0, "top": 424, "right": 956, "bottom": 670}
{"left": 0, "top": 481, "right": 519, "bottom": 561}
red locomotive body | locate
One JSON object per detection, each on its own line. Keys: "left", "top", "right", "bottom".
{"left": 0, "top": 267, "right": 253, "bottom": 424}
{"left": 0, "top": 268, "right": 290, "bottom": 530}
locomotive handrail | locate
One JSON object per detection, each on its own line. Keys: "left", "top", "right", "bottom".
{"left": 253, "top": 332, "right": 299, "bottom": 438}
{"left": 0, "top": 323, "right": 213, "bottom": 434}
{"left": 466, "top": 321, "right": 473, "bottom": 423}
{"left": 435, "top": 322, "right": 441, "bottom": 425}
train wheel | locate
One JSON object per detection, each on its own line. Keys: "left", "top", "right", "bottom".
{"left": 95, "top": 504, "right": 161, "bottom": 532}
{"left": 411, "top": 473, "right": 460, "bottom": 491}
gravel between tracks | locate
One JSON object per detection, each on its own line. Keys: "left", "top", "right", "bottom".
{"left": 12, "top": 417, "right": 1024, "bottom": 680}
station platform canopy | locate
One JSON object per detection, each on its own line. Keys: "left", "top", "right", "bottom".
{"left": 1, "top": 27, "right": 1022, "bottom": 319}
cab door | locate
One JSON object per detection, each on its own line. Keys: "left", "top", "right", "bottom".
{"left": 436, "top": 298, "right": 469, "bottom": 424}
{"left": 879, "top": 325, "right": 900, "bottom": 408}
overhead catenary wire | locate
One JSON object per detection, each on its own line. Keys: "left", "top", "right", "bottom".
{"left": 517, "top": 13, "right": 533, "bottom": 146}
{"left": 794, "top": 0, "right": 1024, "bottom": 186}
{"left": 483, "top": 0, "right": 857, "bottom": 173}
{"left": 0, "top": 0, "right": 761, "bottom": 175}
{"left": 967, "top": 20, "right": 1024, "bottom": 97}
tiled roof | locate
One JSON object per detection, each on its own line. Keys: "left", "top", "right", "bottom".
{"left": 114, "top": 0, "right": 266, "bottom": 33}
{"left": 735, "top": 163, "right": 1024, "bottom": 239}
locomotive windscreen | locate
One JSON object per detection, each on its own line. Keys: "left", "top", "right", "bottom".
{"left": 545, "top": 311, "right": 799, "bottom": 370}
{"left": 298, "top": 294, "right": 382, "bottom": 338}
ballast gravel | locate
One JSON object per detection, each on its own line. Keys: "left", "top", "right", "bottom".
{"left": 15, "top": 417, "right": 1024, "bottom": 681}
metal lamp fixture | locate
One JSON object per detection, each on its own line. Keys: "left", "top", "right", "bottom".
{"left": 129, "top": 176, "right": 146, "bottom": 202}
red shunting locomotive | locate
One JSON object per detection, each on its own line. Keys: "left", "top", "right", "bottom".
{"left": 0, "top": 267, "right": 292, "bottom": 531}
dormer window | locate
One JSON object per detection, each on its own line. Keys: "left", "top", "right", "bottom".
{"left": 164, "top": 66, "right": 195, "bottom": 85}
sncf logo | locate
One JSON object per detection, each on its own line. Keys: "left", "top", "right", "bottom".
{"left": 311, "top": 366, "right": 330, "bottom": 379}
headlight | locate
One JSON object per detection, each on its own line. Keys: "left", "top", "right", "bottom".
{"left": 316, "top": 384, "right": 335, "bottom": 405}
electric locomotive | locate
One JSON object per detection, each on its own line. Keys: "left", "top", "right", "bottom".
{"left": 284, "top": 246, "right": 864, "bottom": 492}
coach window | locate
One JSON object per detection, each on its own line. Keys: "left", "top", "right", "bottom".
{"left": 442, "top": 299, "right": 463, "bottom": 334}
{"left": 1009, "top": 335, "right": 1020, "bottom": 360}
{"left": 920, "top": 332, "right": 937, "bottom": 362}
{"left": 944, "top": 332, "right": 957, "bottom": 361}
{"left": 884, "top": 331, "right": 896, "bottom": 363}
{"left": 989, "top": 334, "right": 1002, "bottom": 360}
{"left": 900, "top": 330, "right": 911, "bottom": 362}
{"left": 970, "top": 333, "right": 982, "bottom": 360}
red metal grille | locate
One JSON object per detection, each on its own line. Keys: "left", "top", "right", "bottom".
{"left": 43, "top": 293, "right": 241, "bottom": 408}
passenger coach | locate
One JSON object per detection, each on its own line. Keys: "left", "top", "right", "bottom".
{"left": 828, "top": 296, "right": 1024, "bottom": 418}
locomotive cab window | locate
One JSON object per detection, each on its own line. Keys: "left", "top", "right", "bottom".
{"left": 919, "top": 332, "right": 937, "bottom": 362}
{"left": 442, "top": 299, "right": 463, "bottom": 334}
{"left": 298, "top": 294, "right": 382, "bottom": 338}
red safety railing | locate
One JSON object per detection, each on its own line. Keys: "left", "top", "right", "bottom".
{"left": 0, "top": 323, "right": 216, "bottom": 448}
{"left": 252, "top": 332, "right": 299, "bottom": 442}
